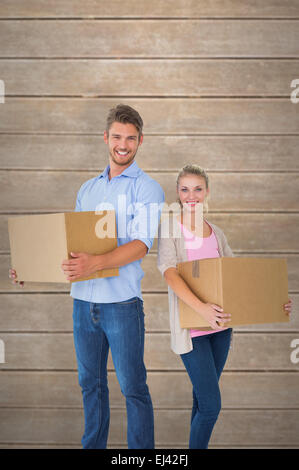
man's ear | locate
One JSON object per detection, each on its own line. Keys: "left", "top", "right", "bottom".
{"left": 103, "top": 130, "right": 108, "bottom": 144}
{"left": 138, "top": 134, "right": 144, "bottom": 146}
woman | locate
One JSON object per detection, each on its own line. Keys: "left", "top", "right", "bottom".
{"left": 157, "top": 164, "right": 292, "bottom": 449}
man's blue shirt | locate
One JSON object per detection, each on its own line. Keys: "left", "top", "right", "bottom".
{"left": 70, "top": 160, "right": 165, "bottom": 303}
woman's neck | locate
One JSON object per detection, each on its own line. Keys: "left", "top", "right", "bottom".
{"left": 178, "top": 210, "right": 212, "bottom": 238}
{"left": 179, "top": 210, "right": 204, "bottom": 235}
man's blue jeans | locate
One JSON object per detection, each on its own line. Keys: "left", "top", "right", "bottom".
{"left": 72, "top": 297, "right": 154, "bottom": 449}
{"left": 180, "top": 328, "right": 232, "bottom": 449}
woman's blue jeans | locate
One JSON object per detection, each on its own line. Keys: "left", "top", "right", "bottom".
{"left": 180, "top": 328, "right": 232, "bottom": 449}
{"left": 72, "top": 297, "right": 154, "bottom": 449}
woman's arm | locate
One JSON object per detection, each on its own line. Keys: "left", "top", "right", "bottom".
{"left": 164, "top": 267, "right": 231, "bottom": 330}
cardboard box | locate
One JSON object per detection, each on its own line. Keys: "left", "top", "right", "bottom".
{"left": 178, "top": 257, "right": 289, "bottom": 329}
{"left": 8, "top": 211, "right": 119, "bottom": 283}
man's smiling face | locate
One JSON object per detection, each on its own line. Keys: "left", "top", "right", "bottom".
{"left": 104, "top": 121, "right": 143, "bottom": 168}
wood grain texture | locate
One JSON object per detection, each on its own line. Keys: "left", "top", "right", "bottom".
{"left": 1, "top": 135, "right": 299, "bottom": 171}
{"left": 2, "top": 1, "right": 299, "bottom": 18}
{"left": 0, "top": 408, "right": 298, "bottom": 446}
{"left": 2, "top": 213, "right": 299, "bottom": 253}
{"left": 0, "top": 332, "right": 297, "bottom": 371}
{"left": 2, "top": 252, "right": 299, "bottom": 293}
{"left": 0, "top": 1, "right": 298, "bottom": 450}
{"left": 0, "top": 292, "right": 297, "bottom": 332}
{"left": 2, "top": 59, "right": 298, "bottom": 96}
{"left": 0, "top": 444, "right": 293, "bottom": 448}
{"left": 0, "top": 21, "right": 298, "bottom": 58}
{"left": 1, "top": 98, "right": 299, "bottom": 134}
{"left": 1, "top": 371, "right": 298, "bottom": 409}
{"left": 1, "top": 171, "right": 299, "bottom": 212}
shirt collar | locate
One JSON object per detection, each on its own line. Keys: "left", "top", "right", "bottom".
{"left": 98, "top": 160, "right": 140, "bottom": 179}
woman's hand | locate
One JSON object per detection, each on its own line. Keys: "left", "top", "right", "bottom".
{"left": 284, "top": 299, "right": 292, "bottom": 316}
{"left": 163, "top": 268, "right": 231, "bottom": 330}
{"left": 8, "top": 268, "right": 24, "bottom": 287}
{"left": 197, "top": 302, "right": 231, "bottom": 330}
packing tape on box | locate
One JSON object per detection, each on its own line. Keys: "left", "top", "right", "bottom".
{"left": 192, "top": 260, "right": 200, "bottom": 278}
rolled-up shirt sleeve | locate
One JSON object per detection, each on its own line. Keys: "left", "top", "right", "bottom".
{"left": 74, "top": 181, "right": 88, "bottom": 212}
{"left": 127, "top": 177, "right": 165, "bottom": 252}
{"left": 74, "top": 188, "right": 82, "bottom": 212}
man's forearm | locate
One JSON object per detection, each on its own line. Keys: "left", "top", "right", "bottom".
{"left": 95, "top": 239, "right": 148, "bottom": 270}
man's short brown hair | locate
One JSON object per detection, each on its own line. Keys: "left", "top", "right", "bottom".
{"left": 106, "top": 104, "right": 143, "bottom": 140}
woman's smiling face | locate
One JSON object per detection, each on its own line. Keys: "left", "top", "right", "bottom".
{"left": 177, "top": 174, "right": 209, "bottom": 213}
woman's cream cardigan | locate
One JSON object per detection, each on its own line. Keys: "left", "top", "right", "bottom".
{"left": 157, "top": 216, "right": 234, "bottom": 355}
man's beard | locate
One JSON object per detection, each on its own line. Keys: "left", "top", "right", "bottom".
{"left": 110, "top": 149, "right": 137, "bottom": 166}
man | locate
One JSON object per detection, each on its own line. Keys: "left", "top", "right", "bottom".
{"left": 10, "top": 104, "right": 165, "bottom": 449}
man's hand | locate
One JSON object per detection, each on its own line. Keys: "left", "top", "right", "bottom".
{"left": 61, "top": 241, "right": 147, "bottom": 282}
{"left": 61, "top": 252, "right": 100, "bottom": 281}
{"left": 9, "top": 268, "right": 24, "bottom": 287}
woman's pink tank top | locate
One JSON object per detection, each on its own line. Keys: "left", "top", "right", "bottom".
{"left": 180, "top": 221, "right": 228, "bottom": 338}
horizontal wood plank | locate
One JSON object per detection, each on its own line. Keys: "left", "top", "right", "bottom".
{"left": 1, "top": 98, "right": 299, "bottom": 134}
{"left": 1, "top": 135, "right": 299, "bottom": 171}
{"left": 0, "top": 292, "right": 297, "bottom": 332}
{"left": 1, "top": 0, "right": 298, "bottom": 451}
{"left": 0, "top": 332, "right": 298, "bottom": 371}
{"left": 0, "top": 371, "right": 298, "bottom": 409}
{"left": 0, "top": 444, "right": 80, "bottom": 448}
{"left": 2, "top": 1, "right": 299, "bottom": 19}
{"left": 0, "top": 408, "right": 298, "bottom": 446}
{"left": 0, "top": 444, "right": 294, "bottom": 449}
{"left": 2, "top": 252, "right": 299, "bottom": 293}
{"left": 2, "top": 213, "right": 299, "bottom": 254}
{"left": 1, "top": 171, "right": 299, "bottom": 212}
{"left": 2, "top": 59, "right": 298, "bottom": 96}
{"left": 0, "top": 21, "right": 298, "bottom": 58}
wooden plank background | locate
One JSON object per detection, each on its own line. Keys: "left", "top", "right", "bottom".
{"left": 0, "top": 0, "right": 298, "bottom": 449}
{"left": 2, "top": 1, "right": 299, "bottom": 19}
